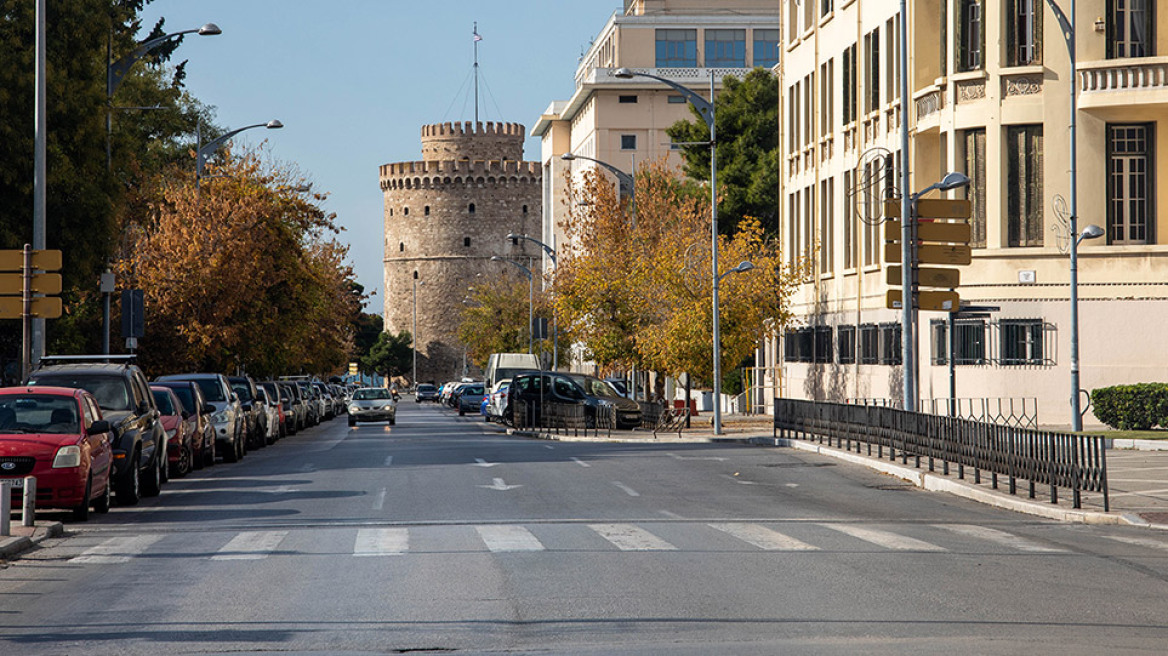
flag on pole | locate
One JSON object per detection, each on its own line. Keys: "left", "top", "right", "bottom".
{"left": 473, "top": 23, "right": 483, "bottom": 42}
{"left": 473, "top": 32, "right": 482, "bottom": 42}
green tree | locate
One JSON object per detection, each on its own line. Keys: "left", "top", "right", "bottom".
{"left": 666, "top": 68, "right": 779, "bottom": 237}
{"left": 362, "top": 330, "right": 413, "bottom": 381}
{"left": 352, "top": 310, "right": 385, "bottom": 365}
{"left": 457, "top": 275, "right": 547, "bottom": 369}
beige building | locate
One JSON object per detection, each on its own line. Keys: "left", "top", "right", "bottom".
{"left": 532, "top": 0, "right": 781, "bottom": 278}
{"left": 773, "top": 0, "right": 1168, "bottom": 428}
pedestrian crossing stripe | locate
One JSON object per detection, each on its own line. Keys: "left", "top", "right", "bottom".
{"left": 63, "top": 524, "right": 1168, "bottom": 563}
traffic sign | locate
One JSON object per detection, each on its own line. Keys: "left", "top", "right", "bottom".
{"left": 886, "top": 290, "right": 960, "bottom": 312}
{"left": 0, "top": 297, "right": 63, "bottom": 319}
{"left": 886, "top": 266, "right": 960, "bottom": 289}
{"left": 885, "top": 243, "right": 972, "bottom": 266}
{"left": 0, "top": 273, "right": 62, "bottom": 295}
{"left": 884, "top": 220, "right": 971, "bottom": 244}
{"left": 0, "top": 249, "right": 61, "bottom": 271}
{"left": 884, "top": 199, "right": 972, "bottom": 219}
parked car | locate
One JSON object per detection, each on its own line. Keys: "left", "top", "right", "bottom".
{"left": 415, "top": 383, "right": 440, "bottom": 403}
{"left": 0, "top": 386, "right": 113, "bottom": 520}
{"left": 567, "top": 374, "right": 643, "bottom": 430}
{"left": 278, "top": 381, "right": 307, "bottom": 432}
{"left": 485, "top": 381, "right": 510, "bottom": 423}
{"left": 347, "top": 387, "right": 397, "bottom": 427}
{"left": 484, "top": 352, "right": 541, "bottom": 392}
{"left": 150, "top": 386, "right": 196, "bottom": 478}
{"left": 228, "top": 376, "right": 266, "bottom": 449}
{"left": 507, "top": 371, "right": 583, "bottom": 427}
{"left": 155, "top": 373, "right": 244, "bottom": 464}
{"left": 29, "top": 357, "right": 167, "bottom": 505}
{"left": 258, "top": 382, "right": 287, "bottom": 439}
{"left": 312, "top": 381, "right": 336, "bottom": 420}
{"left": 457, "top": 383, "right": 487, "bottom": 416}
{"left": 256, "top": 386, "right": 282, "bottom": 444}
{"left": 151, "top": 380, "right": 215, "bottom": 469}
{"left": 293, "top": 381, "right": 321, "bottom": 426}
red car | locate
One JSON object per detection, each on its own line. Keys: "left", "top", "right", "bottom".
{"left": 151, "top": 386, "right": 197, "bottom": 478}
{"left": 0, "top": 386, "right": 114, "bottom": 521}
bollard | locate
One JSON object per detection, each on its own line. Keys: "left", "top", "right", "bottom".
{"left": 22, "top": 477, "right": 35, "bottom": 527}
{"left": 0, "top": 480, "right": 10, "bottom": 537}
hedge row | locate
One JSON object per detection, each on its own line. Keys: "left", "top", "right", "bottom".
{"left": 1091, "top": 383, "right": 1168, "bottom": 431}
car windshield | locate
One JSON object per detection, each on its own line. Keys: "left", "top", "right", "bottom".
{"left": 418, "top": 385, "right": 436, "bottom": 392}
{"left": 151, "top": 390, "right": 176, "bottom": 415}
{"left": 167, "top": 386, "right": 196, "bottom": 413}
{"left": 231, "top": 384, "right": 252, "bottom": 401}
{"left": 353, "top": 388, "right": 391, "bottom": 401}
{"left": 0, "top": 395, "right": 80, "bottom": 434}
{"left": 465, "top": 386, "right": 484, "bottom": 395}
{"left": 575, "top": 377, "right": 621, "bottom": 399}
{"left": 30, "top": 374, "right": 131, "bottom": 411}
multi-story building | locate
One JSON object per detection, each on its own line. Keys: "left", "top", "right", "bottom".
{"left": 532, "top": 0, "right": 780, "bottom": 278}
{"left": 773, "top": 0, "right": 1168, "bottom": 428}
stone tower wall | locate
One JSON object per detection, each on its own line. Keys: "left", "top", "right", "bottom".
{"left": 380, "top": 123, "right": 542, "bottom": 384}
{"left": 420, "top": 121, "right": 526, "bottom": 162}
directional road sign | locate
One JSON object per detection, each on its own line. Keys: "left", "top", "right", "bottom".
{"left": 0, "top": 297, "right": 63, "bottom": 319}
{"left": 886, "top": 290, "right": 960, "bottom": 312}
{"left": 886, "top": 265, "right": 960, "bottom": 289}
{"left": 884, "top": 243, "right": 972, "bottom": 266}
{"left": 0, "top": 249, "right": 61, "bottom": 271}
{"left": 0, "top": 273, "right": 62, "bottom": 295}
{"left": 884, "top": 220, "right": 972, "bottom": 244}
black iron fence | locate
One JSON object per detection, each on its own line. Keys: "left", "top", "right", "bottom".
{"left": 513, "top": 399, "right": 611, "bottom": 438}
{"left": 638, "top": 402, "right": 692, "bottom": 437}
{"left": 775, "top": 398, "right": 1108, "bottom": 511}
{"left": 847, "top": 397, "right": 1038, "bottom": 429}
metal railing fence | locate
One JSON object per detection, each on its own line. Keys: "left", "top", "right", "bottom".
{"left": 639, "top": 402, "right": 692, "bottom": 437}
{"left": 513, "top": 399, "right": 611, "bottom": 438}
{"left": 775, "top": 398, "right": 1108, "bottom": 511}
{"left": 847, "top": 397, "right": 1039, "bottom": 429}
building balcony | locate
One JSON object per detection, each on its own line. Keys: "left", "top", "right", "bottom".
{"left": 576, "top": 66, "right": 755, "bottom": 89}
{"left": 913, "top": 84, "right": 943, "bottom": 132}
{"left": 1078, "top": 57, "right": 1168, "bottom": 116}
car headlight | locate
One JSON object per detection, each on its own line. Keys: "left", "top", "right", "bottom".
{"left": 349, "top": 405, "right": 360, "bottom": 413}
{"left": 382, "top": 405, "right": 394, "bottom": 411}
{"left": 52, "top": 445, "right": 82, "bottom": 468}
{"left": 212, "top": 411, "right": 228, "bottom": 424}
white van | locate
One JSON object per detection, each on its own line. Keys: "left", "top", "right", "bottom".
{"left": 485, "top": 353, "right": 540, "bottom": 390}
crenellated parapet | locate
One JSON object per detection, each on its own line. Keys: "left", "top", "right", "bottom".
{"left": 421, "top": 121, "right": 526, "bottom": 139}
{"left": 420, "top": 120, "right": 526, "bottom": 161}
{"left": 379, "top": 159, "right": 541, "bottom": 191}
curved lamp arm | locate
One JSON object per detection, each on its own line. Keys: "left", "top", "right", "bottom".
{"left": 561, "top": 153, "right": 634, "bottom": 202}
{"left": 108, "top": 23, "right": 221, "bottom": 97}
{"left": 613, "top": 68, "right": 713, "bottom": 128}
{"left": 197, "top": 120, "right": 283, "bottom": 176}
{"left": 506, "top": 233, "right": 556, "bottom": 266}
{"left": 490, "top": 256, "right": 532, "bottom": 280}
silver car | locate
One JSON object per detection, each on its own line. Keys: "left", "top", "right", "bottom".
{"left": 347, "top": 388, "right": 397, "bottom": 427}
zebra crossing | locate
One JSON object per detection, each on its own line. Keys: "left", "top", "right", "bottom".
{"left": 56, "top": 521, "right": 1120, "bottom": 565}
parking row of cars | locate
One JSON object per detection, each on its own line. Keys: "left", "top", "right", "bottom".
{"left": 0, "top": 355, "right": 350, "bottom": 521}
{"left": 429, "top": 372, "right": 642, "bottom": 430}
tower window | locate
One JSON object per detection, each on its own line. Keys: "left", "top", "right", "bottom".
{"left": 399, "top": 242, "right": 404, "bottom": 252}
{"left": 469, "top": 203, "right": 476, "bottom": 214}
{"left": 403, "top": 207, "right": 409, "bottom": 216}
{"left": 464, "top": 237, "right": 472, "bottom": 247}
{"left": 424, "top": 206, "right": 431, "bottom": 216}
{"left": 522, "top": 205, "right": 529, "bottom": 214}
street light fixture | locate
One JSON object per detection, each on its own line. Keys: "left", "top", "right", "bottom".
{"left": 901, "top": 171, "right": 972, "bottom": 411}
{"left": 507, "top": 234, "right": 558, "bottom": 369}
{"left": 560, "top": 153, "right": 635, "bottom": 203}
{"left": 491, "top": 256, "right": 534, "bottom": 355}
{"left": 613, "top": 67, "right": 727, "bottom": 434}
{"left": 1070, "top": 223, "right": 1104, "bottom": 431}
{"left": 196, "top": 119, "right": 283, "bottom": 191}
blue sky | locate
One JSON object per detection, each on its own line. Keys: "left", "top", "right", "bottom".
{"left": 138, "top": 1, "right": 618, "bottom": 309}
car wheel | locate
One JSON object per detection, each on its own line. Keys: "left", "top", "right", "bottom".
{"left": 93, "top": 474, "right": 111, "bottom": 514}
{"left": 204, "top": 436, "right": 217, "bottom": 467}
{"left": 236, "top": 432, "right": 245, "bottom": 461}
{"left": 192, "top": 440, "right": 205, "bottom": 471}
{"left": 348, "top": 417, "right": 356, "bottom": 427}
{"left": 71, "top": 475, "right": 92, "bottom": 521}
{"left": 118, "top": 453, "right": 141, "bottom": 506}
{"left": 389, "top": 416, "right": 396, "bottom": 426}
{"left": 141, "top": 447, "right": 162, "bottom": 498}
{"left": 458, "top": 407, "right": 465, "bottom": 416}
{"left": 222, "top": 438, "right": 239, "bottom": 463}
{"left": 179, "top": 442, "right": 192, "bottom": 477}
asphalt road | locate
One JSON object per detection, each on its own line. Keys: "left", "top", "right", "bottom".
{"left": 1, "top": 400, "right": 1167, "bottom": 655}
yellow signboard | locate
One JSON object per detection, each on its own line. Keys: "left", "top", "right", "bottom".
{"left": 886, "top": 290, "right": 960, "bottom": 312}
{"left": 886, "top": 266, "right": 960, "bottom": 289}
{"left": 0, "top": 273, "right": 62, "bottom": 295}
{"left": 884, "top": 220, "right": 972, "bottom": 244}
{"left": 884, "top": 199, "right": 972, "bottom": 219}
{"left": 884, "top": 243, "right": 973, "bottom": 266}
{"left": 0, "top": 250, "right": 62, "bottom": 271}
{"left": 0, "top": 296, "right": 63, "bottom": 319}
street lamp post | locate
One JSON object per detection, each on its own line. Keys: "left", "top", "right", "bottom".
{"left": 560, "top": 153, "right": 635, "bottom": 204}
{"left": 412, "top": 279, "right": 424, "bottom": 388}
{"left": 196, "top": 119, "right": 284, "bottom": 192}
{"left": 614, "top": 67, "right": 723, "bottom": 433}
{"left": 1071, "top": 224, "right": 1105, "bottom": 430}
{"left": 902, "top": 171, "right": 971, "bottom": 410}
{"left": 491, "top": 256, "right": 534, "bottom": 355}
{"left": 507, "top": 234, "right": 557, "bottom": 369}
{"left": 107, "top": 22, "right": 221, "bottom": 169}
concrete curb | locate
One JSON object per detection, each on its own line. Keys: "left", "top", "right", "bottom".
{"left": 751, "top": 437, "right": 1168, "bottom": 529}
{"left": 1108, "top": 438, "right": 1168, "bottom": 451}
{"left": 0, "top": 521, "right": 64, "bottom": 560}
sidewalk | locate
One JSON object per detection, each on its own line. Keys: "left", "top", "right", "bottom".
{"left": 519, "top": 414, "right": 1168, "bottom": 529}
{"left": 0, "top": 520, "right": 64, "bottom": 560}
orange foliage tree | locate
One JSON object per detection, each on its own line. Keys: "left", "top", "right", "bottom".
{"left": 114, "top": 146, "right": 361, "bottom": 377}
{"left": 555, "top": 158, "right": 808, "bottom": 389}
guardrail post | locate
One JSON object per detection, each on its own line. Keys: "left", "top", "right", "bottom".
{"left": 22, "top": 477, "right": 35, "bottom": 527}
{"left": 0, "top": 480, "right": 10, "bottom": 536}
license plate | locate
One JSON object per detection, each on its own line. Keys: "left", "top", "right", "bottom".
{"left": 1, "top": 478, "right": 23, "bottom": 489}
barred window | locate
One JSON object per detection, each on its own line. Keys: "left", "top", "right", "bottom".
{"left": 999, "top": 319, "right": 1047, "bottom": 366}
{"left": 879, "top": 323, "right": 902, "bottom": 365}
{"left": 838, "top": 325, "right": 856, "bottom": 364}
{"left": 814, "top": 326, "right": 834, "bottom": 363}
{"left": 859, "top": 324, "right": 880, "bottom": 364}
{"left": 931, "top": 319, "right": 987, "bottom": 365}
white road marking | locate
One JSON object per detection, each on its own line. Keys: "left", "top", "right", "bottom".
{"left": 1105, "top": 535, "right": 1168, "bottom": 552}
{"left": 721, "top": 474, "right": 759, "bottom": 486}
{"left": 476, "top": 525, "right": 545, "bottom": 552}
{"left": 272, "top": 485, "right": 296, "bottom": 494}
{"left": 709, "top": 523, "right": 819, "bottom": 551}
{"left": 785, "top": 483, "right": 800, "bottom": 488}
{"left": 659, "top": 510, "right": 683, "bottom": 519}
{"left": 474, "top": 458, "right": 498, "bottom": 468}
{"left": 611, "top": 481, "right": 640, "bottom": 497}
{"left": 589, "top": 523, "right": 676, "bottom": 551}
{"left": 354, "top": 528, "right": 408, "bottom": 556}
{"left": 479, "top": 478, "right": 522, "bottom": 491}
{"left": 668, "top": 452, "right": 728, "bottom": 462}
{"left": 936, "top": 524, "right": 1068, "bottom": 553}
{"left": 212, "top": 531, "right": 289, "bottom": 561}
{"left": 383, "top": 455, "right": 394, "bottom": 466}
{"left": 299, "top": 463, "right": 316, "bottom": 473}
{"left": 372, "top": 487, "right": 387, "bottom": 510}
{"left": 823, "top": 524, "right": 947, "bottom": 551}
{"left": 570, "top": 457, "right": 591, "bottom": 467}
{"left": 70, "top": 535, "right": 163, "bottom": 564}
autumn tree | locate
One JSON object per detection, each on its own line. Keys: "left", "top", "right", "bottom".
{"left": 457, "top": 273, "right": 549, "bottom": 370}
{"left": 115, "top": 146, "right": 361, "bottom": 377}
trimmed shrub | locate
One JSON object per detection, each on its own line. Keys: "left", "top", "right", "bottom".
{"left": 1091, "top": 383, "right": 1168, "bottom": 430}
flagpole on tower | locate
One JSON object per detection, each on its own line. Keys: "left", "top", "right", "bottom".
{"left": 473, "top": 23, "right": 481, "bottom": 123}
